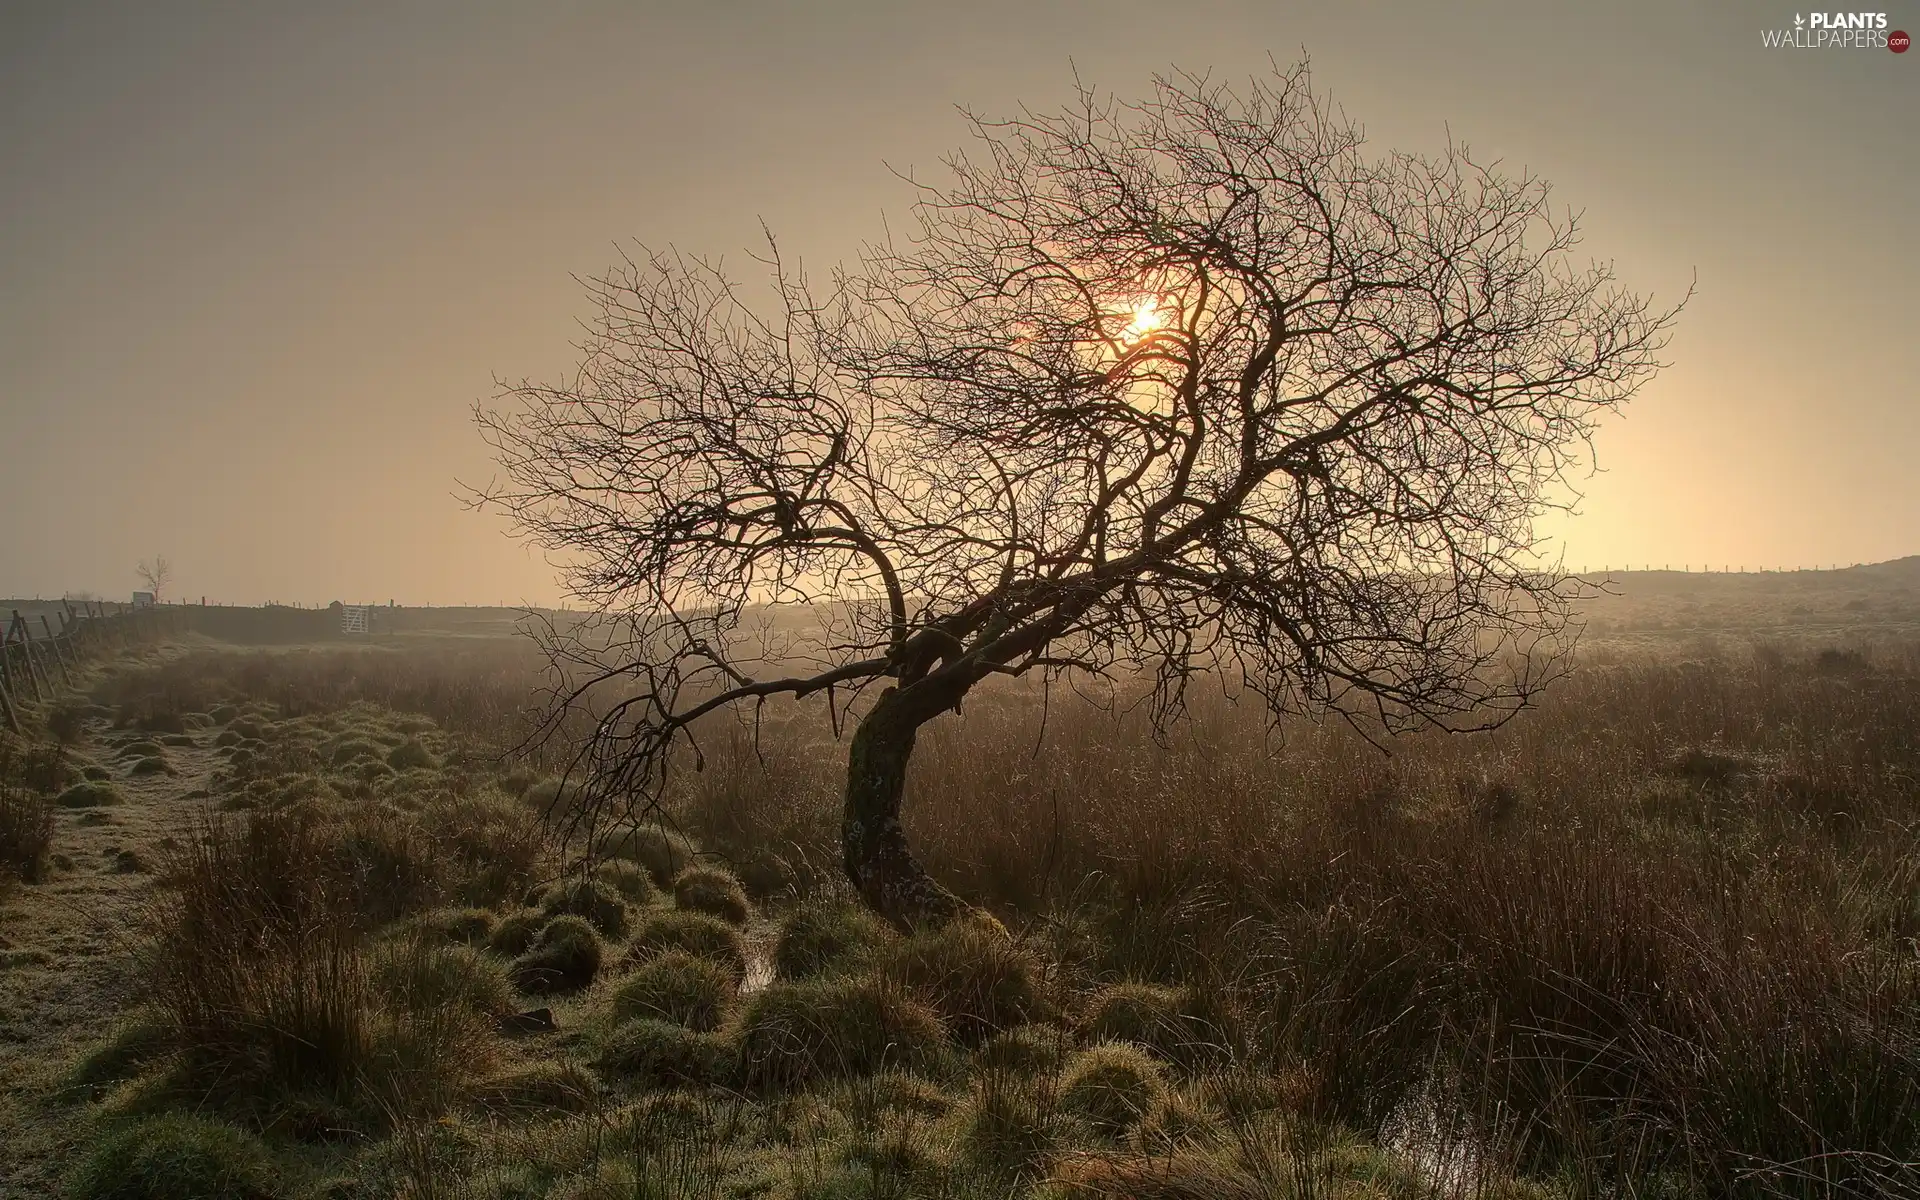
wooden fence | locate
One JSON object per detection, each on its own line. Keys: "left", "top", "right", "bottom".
{"left": 0, "top": 601, "right": 180, "bottom": 734}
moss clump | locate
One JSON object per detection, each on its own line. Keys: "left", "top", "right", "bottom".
{"left": 385, "top": 738, "right": 437, "bottom": 771}
{"left": 1059, "top": 1043, "right": 1166, "bottom": 1135}
{"left": 672, "top": 864, "right": 752, "bottom": 925}
{"left": 57, "top": 781, "right": 126, "bottom": 809}
{"left": 737, "top": 974, "right": 949, "bottom": 1089}
{"left": 625, "top": 910, "right": 748, "bottom": 979}
{"left": 538, "top": 877, "right": 632, "bottom": 940}
{"left": 70, "top": 1112, "right": 281, "bottom": 1200}
{"left": 882, "top": 918, "right": 1050, "bottom": 1044}
{"left": 608, "top": 952, "right": 737, "bottom": 1033}
{"left": 510, "top": 915, "right": 603, "bottom": 995}
{"left": 595, "top": 1019, "right": 734, "bottom": 1089}
{"left": 774, "top": 900, "right": 894, "bottom": 982}
{"left": 605, "top": 822, "right": 697, "bottom": 887}
{"left": 593, "top": 858, "right": 656, "bottom": 904}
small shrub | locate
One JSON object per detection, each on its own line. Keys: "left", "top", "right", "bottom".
{"left": 511, "top": 915, "right": 602, "bottom": 994}
{"left": 774, "top": 900, "right": 894, "bottom": 981}
{"left": 471, "top": 1060, "right": 600, "bottom": 1116}
{"left": 605, "top": 822, "right": 697, "bottom": 887}
{"left": 1059, "top": 1043, "right": 1165, "bottom": 1135}
{"left": 539, "top": 877, "right": 632, "bottom": 939}
{"left": 672, "top": 864, "right": 751, "bottom": 925}
{"left": 594, "top": 1018, "right": 733, "bottom": 1089}
{"left": 0, "top": 785, "right": 54, "bottom": 883}
{"left": 57, "top": 781, "right": 125, "bottom": 808}
{"left": 70, "top": 1112, "right": 281, "bottom": 1200}
{"left": 882, "top": 918, "right": 1050, "bottom": 1044}
{"left": 593, "top": 858, "right": 655, "bottom": 904}
{"left": 486, "top": 909, "right": 545, "bottom": 957}
{"left": 625, "top": 910, "right": 748, "bottom": 979}
{"left": 737, "top": 974, "right": 949, "bottom": 1088}
{"left": 608, "top": 952, "right": 738, "bottom": 1032}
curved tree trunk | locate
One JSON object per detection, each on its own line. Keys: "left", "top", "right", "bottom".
{"left": 841, "top": 688, "right": 967, "bottom": 931}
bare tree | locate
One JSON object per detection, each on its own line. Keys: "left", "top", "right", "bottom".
{"left": 477, "top": 64, "right": 1682, "bottom": 930}
{"left": 136, "top": 555, "right": 173, "bottom": 603}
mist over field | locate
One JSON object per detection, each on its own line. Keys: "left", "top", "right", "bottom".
{"left": 1, "top": 5, "right": 1915, "bottom": 1199}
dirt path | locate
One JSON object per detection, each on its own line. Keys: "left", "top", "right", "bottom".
{"left": 0, "top": 713, "right": 223, "bottom": 1197}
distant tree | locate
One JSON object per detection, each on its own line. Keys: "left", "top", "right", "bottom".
{"left": 477, "top": 63, "right": 1682, "bottom": 930}
{"left": 135, "top": 555, "right": 173, "bottom": 602}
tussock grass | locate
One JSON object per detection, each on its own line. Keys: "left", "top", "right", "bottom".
{"left": 624, "top": 910, "right": 749, "bottom": 979}
{"left": 672, "top": 863, "right": 752, "bottom": 925}
{"left": 1058, "top": 1043, "right": 1166, "bottom": 1136}
{"left": 608, "top": 951, "right": 738, "bottom": 1032}
{"left": 594, "top": 1018, "right": 735, "bottom": 1089}
{"left": 0, "top": 780, "right": 54, "bottom": 884}
{"left": 606, "top": 822, "right": 698, "bottom": 887}
{"left": 511, "top": 913, "right": 603, "bottom": 994}
{"left": 774, "top": 899, "right": 894, "bottom": 982}
{"left": 538, "top": 876, "right": 632, "bottom": 939}
{"left": 737, "top": 974, "right": 951, "bottom": 1089}
{"left": 71, "top": 1112, "right": 282, "bottom": 1200}
{"left": 881, "top": 918, "right": 1051, "bottom": 1045}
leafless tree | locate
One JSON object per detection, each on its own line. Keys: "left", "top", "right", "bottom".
{"left": 136, "top": 555, "right": 173, "bottom": 602}
{"left": 476, "top": 63, "right": 1682, "bottom": 930}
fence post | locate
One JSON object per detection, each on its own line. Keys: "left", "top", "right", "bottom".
{"left": 0, "top": 656, "right": 16, "bottom": 734}
{"left": 40, "top": 614, "right": 74, "bottom": 687}
{"left": 13, "top": 612, "right": 49, "bottom": 700}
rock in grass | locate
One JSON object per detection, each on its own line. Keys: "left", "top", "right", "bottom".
{"left": 773, "top": 900, "right": 895, "bottom": 981}
{"left": 510, "top": 914, "right": 603, "bottom": 995}
{"left": 56, "top": 781, "right": 125, "bottom": 809}
{"left": 608, "top": 952, "right": 738, "bottom": 1032}
{"left": 624, "top": 911, "right": 748, "bottom": 980}
{"left": 671, "top": 864, "right": 751, "bottom": 925}
{"left": 736, "top": 974, "right": 949, "bottom": 1088}
{"left": 69, "top": 1112, "right": 281, "bottom": 1200}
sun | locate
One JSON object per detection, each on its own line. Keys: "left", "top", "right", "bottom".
{"left": 1122, "top": 299, "right": 1167, "bottom": 341}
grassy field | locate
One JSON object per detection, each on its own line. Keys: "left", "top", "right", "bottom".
{"left": 0, "top": 567, "right": 1914, "bottom": 1199}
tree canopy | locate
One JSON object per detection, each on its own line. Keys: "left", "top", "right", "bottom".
{"left": 478, "top": 62, "right": 1681, "bottom": 928}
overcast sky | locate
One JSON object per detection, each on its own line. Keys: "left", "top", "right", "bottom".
{"left": 1, "top": 1, "right": 1913, "bottom": 605}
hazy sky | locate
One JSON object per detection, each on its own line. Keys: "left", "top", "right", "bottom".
{"left": 2, "top": 2, "right": 1913, "bottom": 605}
